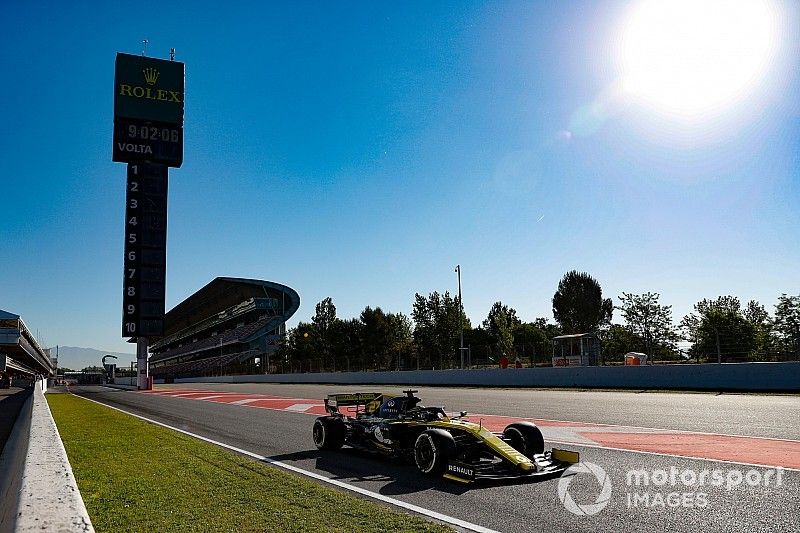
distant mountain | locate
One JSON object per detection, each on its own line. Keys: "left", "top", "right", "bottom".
{"left": 48, "top": 346, "right": 135, "bottom": 372}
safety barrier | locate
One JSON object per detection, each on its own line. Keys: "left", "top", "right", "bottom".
{"left": 0, "top": 386, "right": 94, "bottom": 532}
{"left": 168, "top": 361, "right": 800, "bottom": 392}
{"left": 0, "top": 392, "right": 32, "bottom": 532}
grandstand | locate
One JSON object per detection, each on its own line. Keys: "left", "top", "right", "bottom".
{"left": 148, "top": 277, "right": 299, "bottom": 380}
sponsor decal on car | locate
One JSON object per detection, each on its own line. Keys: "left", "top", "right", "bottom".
{"left": 447, "top": 463, "right": 475, "bottom": 479}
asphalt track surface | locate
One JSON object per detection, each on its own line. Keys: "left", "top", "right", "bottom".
{"left": 65, "top": 384, "right": 799, "bottom": 533}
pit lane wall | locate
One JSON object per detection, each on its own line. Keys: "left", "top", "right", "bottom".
{"left": 166, "top": 361, "right": 800, "bottom": 392}
{"left": 0, "top": 392, "right": 32, "bottom": 532}
{"left": 0, "top": 385, "right": 94, "bottom": 533}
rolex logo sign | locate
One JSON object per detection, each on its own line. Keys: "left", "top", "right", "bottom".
{"left": 113, "top": 51, "right": 185, "bottom": 167}
{"left": 114, "top": 52, "right": 184, "bottom": 125}
{"left": 143, "top": 67, "right": 160, "bottom": 85}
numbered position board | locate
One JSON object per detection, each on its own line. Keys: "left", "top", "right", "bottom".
{"left": 122, "top": 163, "right": 168, "bottom": 337}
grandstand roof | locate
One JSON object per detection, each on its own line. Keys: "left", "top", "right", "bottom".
{"left": 161, "top": 277, "right": 300, "bottom": 339}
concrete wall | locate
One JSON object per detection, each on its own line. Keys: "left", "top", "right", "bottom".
{"left": 0, "top": 393, "right": 32, "bottom": 533}
{"left": 169, "top": 362, "right": 800, "bottom": 392}
{"left": 0, "top": 386, "right": 94, "bottom": 533}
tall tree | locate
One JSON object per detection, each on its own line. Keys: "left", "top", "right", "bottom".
{"left": 328, "top": 318, "right": 363, "bottom": 372}
{"left": 696, "top": 296, "right": 741, "bottom": 316}
{"left": 283, "top": 321, "right": 317, "bottom": 372}
{"left": 482, "top": 302, "right": 521, "bottom": 342}
{"left": 312, "top": 297, "right": 337, "bottom": 371}
{"left": 386, "top": 312, "right": 414, "bottom": 370}
{"left": 412, "top": 291, "right": 470, "bottom": 368}
{"left": 774, "top": 294, "right": 800, "bottom": 359}
{"left": 681, "top": 296, "right": 756, "bottom": 362}
{"left": 616, "top": 292, "right": 677, "bottom": 357}
{"left": 679, "top": 313, "right": 701, "bottom": 359}
{"left": 360, "top": 306, "right": 391, "bottom": 369}
{"left": 552, "top": 270, "right": 612, "bottom": 334}
{"left": 743, "top": 300, "right": 769, "bottom": 326}
{"left": 743, "top": 300, "right": 775, "bottom": 359}
{"left": 494, "top": 310, "right": 515, "bottom": 359}
{"left": 411, "top": 293, "right": 437, "bottom": 368}
{"left": 698, "top": 308, "right": 756, "bottom": 361}
{"left": 436, "top": 291, "right": 471, "bottom": 367}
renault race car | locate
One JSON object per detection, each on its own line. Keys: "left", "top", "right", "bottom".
{"left": 312, "top": 390, "right": 579, "bottom": 483}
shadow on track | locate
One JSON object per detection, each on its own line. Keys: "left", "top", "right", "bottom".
{"left": 267, "top": 448, "right": 470, "bottom": 496}
{"left": 266, "top": 447, "right": 564, "bottom": 496}
{"left": 308, "top": 448, "right": 566, "bottom": 493}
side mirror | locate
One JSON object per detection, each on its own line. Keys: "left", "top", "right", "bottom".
{"left": 460, "top": 411, "right": 468, "bottom": 417}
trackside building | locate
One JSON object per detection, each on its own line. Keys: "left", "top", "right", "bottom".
{"left": 148, "top": 277, "right": 299, "bottom": 380}
{"left": 0, "top": 309, "right": 56, "bottom": 380}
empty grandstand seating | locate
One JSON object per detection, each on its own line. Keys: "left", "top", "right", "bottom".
{"left": 148, "top": 278, "right": 299, "bottom": 379}
{"left": 152, "top": 316, "right": 281, "bottom": 362}
{"left": 153, "top": 350, "right": 258, "bottom": 378}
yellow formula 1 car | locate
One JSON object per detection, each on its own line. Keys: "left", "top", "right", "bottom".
{"left": 312, "top": 390, "right": 579, "bottom": 483}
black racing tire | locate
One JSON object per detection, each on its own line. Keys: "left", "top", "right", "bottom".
{"left": 503, "top": 422, "right": 545, "bottom": 458}
{"left": 413, "top": 429, "right": 454, "bottom": 475}
{"left": 313, "top": 417, "right": 346, "bottom": 450}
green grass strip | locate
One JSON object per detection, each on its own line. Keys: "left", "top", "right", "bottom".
{"left": 47, "top": 394, "right": 452, "bottom": 533}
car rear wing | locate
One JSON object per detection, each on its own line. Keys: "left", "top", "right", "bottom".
{"left": 324, "top": 392, "right": 389, "bottom": 416}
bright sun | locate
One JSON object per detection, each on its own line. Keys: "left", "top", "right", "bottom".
{"left": 619, "top": 0, "right": 778, "bottom": 118}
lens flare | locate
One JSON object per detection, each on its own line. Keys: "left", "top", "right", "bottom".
{"left": 618, "top": 0, "right": 779, "bottom": 119}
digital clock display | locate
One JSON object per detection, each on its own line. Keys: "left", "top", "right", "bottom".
{"left": 113, "top": 117, "right": 183, "bottom": 167}
{"left": 127, "top": 124, "right": 181, "bottom": 143}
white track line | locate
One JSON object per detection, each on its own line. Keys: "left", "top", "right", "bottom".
{"left": 285, "top": 403, "right": 320, "bottom": 412}
{"left": 193, "top": 395, "right": 230, "bottom": 401}
{"left": 73, "top": 393, "right": 500, "bottom": 533}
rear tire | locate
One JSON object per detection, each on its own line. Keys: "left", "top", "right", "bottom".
{"left": 503, "top": 422, "right": 544, "bottom": 458}
{"left": 313, "top": 417, "right": 345, "bottom": 450}
{"left": 413, "top": 429, "right": 454, "bottom": 475}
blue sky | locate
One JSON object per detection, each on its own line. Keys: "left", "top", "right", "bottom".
{"left": 2, "top": 1, "right": 798, "bottom": 356}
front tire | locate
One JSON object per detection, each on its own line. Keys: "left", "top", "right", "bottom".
{"left": 503, "top": 422, "right": 545, "bottom": 458}
{"left": 313, "top": 417, "right": 345, "bottom": 450}
{"left": 413, "top": 429, "right": 454, "bottom": 475}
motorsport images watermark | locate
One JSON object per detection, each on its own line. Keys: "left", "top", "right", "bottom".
{"left": 557, "top": 462, "right": 785, "bottom": 516}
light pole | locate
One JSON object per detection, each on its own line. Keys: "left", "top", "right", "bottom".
{"left": 455, "top": 265, "right": 465, "bottom": 369}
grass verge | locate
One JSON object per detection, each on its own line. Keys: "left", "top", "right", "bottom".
{"left": 47, "top": 393, "right": 452, "bottom": 533}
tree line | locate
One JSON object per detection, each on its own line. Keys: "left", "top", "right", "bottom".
{"left": 274, "top": 270, "right": 800, "bottom": 371}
